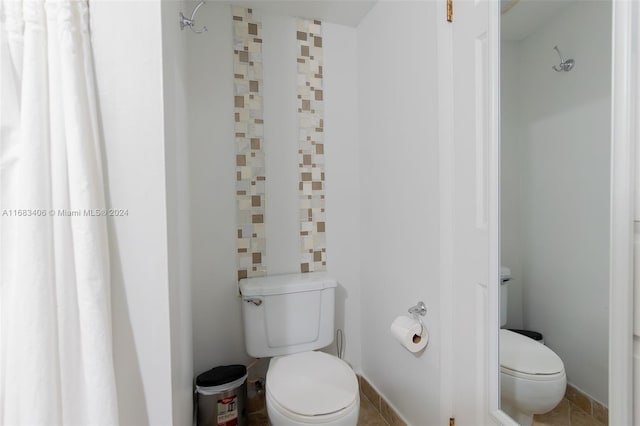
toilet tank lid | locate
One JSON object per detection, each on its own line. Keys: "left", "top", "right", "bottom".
{"left": 240, "top": 272, "right": 337, "bottom": 296}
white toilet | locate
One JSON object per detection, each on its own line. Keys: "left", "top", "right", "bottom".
{"left": 239, "top": 273, "right": 360, "bottom": 426}
{"left": 500, "top": 267, "right": 566, "bottom": 425}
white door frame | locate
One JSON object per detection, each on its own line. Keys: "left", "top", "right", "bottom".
{"left": 487, "top": 0, "right": 637, "bottom": 424}
{"left": 607, "top": 1, "right": 637, "bottom": 425}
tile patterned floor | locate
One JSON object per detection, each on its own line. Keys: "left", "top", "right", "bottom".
{"left": 247, "top": 392, "right": 389, "bottom": 426}
{"left": 246, "top": 394, "right": 608, "bottom": 426}
{"left": 533, "top": 398, "right": 606, "bottom": 426}
{"left": 358, "top": 392, "right": 389, "bottom": 426}
{"left": 247, "top": 410, "right": 269, "bottom": 426}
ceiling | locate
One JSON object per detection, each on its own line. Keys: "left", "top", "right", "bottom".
{"left": 216, "top": 0, "right": 578, "bottom": 44}
{"left": 501, "top": 0, "right": 574, "bottom": 41}
{"left": 215, "top": 0, "right": 577, "bottom": 36}
{"left": 226, "top": 0, "right": 378, "bottom": 27}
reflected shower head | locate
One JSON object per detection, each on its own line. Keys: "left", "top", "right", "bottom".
{"left": 552, "top": 46, "right": 575, "bottom": 72}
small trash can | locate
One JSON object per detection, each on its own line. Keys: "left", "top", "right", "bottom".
{"left": 196, "top": 364, "right": 248, "bottom": 426}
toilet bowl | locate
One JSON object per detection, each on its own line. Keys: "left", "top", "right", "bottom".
{"left": 500, "top": 329, "right": 566, "bottom": 426}
{"left": 240, "top": 273, "right": 360, "bottom": 426}
{"left": 266, "top": 351, "right": 359, "bottom": 426}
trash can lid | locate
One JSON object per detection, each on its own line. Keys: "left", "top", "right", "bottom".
{"left": 196, "top": 365, "right": 247, "bottom": 387}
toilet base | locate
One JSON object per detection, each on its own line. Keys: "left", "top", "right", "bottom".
{"left": 501, "top": 400, "right": 533, "bottom": 426}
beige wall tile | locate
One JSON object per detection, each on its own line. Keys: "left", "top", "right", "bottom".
{"left": 358, "top": 394, "right": 387, "bottom": 426}
{"left": 233, "top": 8, "right": 266, "bottom": 280}
{"left": 381, "top": 398, "right": 406, "bottom": 426}
{"left": 591, "top": 400, "right": 608, "bottom": 425}
{"left": 565, "top": 385, "right": 592, "bottom": 414}
{"left": 360, "top": 377, "right": 380, "bottom": 411}
{"left": 296, "top": 18, "right": 326, "bottom": 274}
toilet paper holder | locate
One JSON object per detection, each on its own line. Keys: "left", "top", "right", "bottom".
{"left": 408, "top": 301, "right": 427, "bottom": 335}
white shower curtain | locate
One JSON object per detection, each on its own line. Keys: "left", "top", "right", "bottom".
{"left": 0, "top": 0, "right": 118, "bottom": 424}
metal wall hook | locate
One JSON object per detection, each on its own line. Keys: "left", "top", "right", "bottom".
{"left": 180, "top": 1, "right": 207, "bottom": 34}
{"left": 408, "top": 301, "right": 427, "bottom": 335}
{"left": 552, "top": 45, "right": 575, "bottom": 72}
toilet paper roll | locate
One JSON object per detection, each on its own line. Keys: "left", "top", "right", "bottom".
{"left": 390, "top": 316, "right": 429, "bottom": 353}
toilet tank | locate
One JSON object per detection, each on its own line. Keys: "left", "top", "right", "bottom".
{"left": 239, "top": 272, "right": 337, "bottom": 358}
{"left": 500, "top": 266, "right": 512, "bottom": 327}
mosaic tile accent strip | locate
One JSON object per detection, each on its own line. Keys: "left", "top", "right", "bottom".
{"left": 296, "top": 19, "right": 327, "bottom": 273}
{"left": 233, "top": 7, "right": 266, "bottom": 280}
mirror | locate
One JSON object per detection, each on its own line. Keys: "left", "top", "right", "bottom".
{"left": 499, "top": 1, "right": 611, "bottom": 424}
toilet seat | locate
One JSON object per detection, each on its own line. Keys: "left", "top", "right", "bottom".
{"left": 500, "top": 329, "right": 565, "bottom": 380}
{"left": 267, "top": 351, "right": 359, "bottom": 419}
{"left": 267, "top": 389, "right": 359, "bottom": 424}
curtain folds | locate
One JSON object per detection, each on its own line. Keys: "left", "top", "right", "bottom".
{"left": 0, "top": 1, "right": 118, "bottom": 424}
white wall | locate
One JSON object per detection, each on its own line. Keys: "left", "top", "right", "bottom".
{"left": 322, "top": 23, "right": 362, "bottom": 368}
{"left": 502, "top": 1, "right": 611, "bottom": 404}
{"left": 92, "top": 2, "right": 194, "bottom": 424}
{"left": 261, "top": 12, "right": 363, "bottom": 368}
{"left": 186, "top": 3, "right": 250, "bottom": 376}
{"left": 500, "top": 40, "right": 524, "bottom": 329}
{"left": 634, "top": 222, "right": 640, "bottom": 424}
{"left": 161, "top": 2, "right": 195, "bottom": 424}
{"left": 632, "top": 5, "right": 640, "bottom": 421}
{"left": 187, "top": 4, "right": 362, "bottom": 375}
{"left": 357, "top": 2, "right": 442, "bottom": 425}
{"left": 91, "top": 2, "right": 174, "bottom": 424}
{"left": 260, "top": 11, "right": 300, "bottom": 276}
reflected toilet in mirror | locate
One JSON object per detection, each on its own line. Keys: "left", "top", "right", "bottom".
{"left": 499, "top": 268, "right": 566, "bottom": 425}
{"left": 499, "top": 0, "right": 611, "bottom": 424}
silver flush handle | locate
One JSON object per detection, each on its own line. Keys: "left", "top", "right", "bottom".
{"left": 244, "top": 298, "right": 262, "bottom": 306}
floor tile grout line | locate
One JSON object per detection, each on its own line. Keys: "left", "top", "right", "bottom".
{"left": 359, "top": 391, "right": 391, "bottom": 426}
